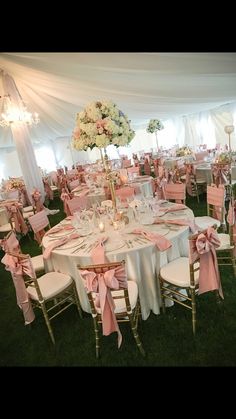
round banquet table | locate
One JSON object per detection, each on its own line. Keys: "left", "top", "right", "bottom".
{"left": 73, "top": 187, "right": 106, "bottom": 207}
{"left": 42, "top": 203, "right": 194, "bottom": 320}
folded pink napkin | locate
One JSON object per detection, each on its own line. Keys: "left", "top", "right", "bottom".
{"left": 132, "top": 229, "right": 172, "bottom": 251}
{"left": 45, "top": 225, "right": 74, "bottom": 236}
{"left": 43, "top": 233, "right": 80, "bottom": 259}
{"left": 154, "top": 218, "right": 198, "bottom": 233}
{"left": 91, "top": 236, "right": 108, "bottom": 263}
{"left": 159, "top": 203, "right": 187, "bottom": 214}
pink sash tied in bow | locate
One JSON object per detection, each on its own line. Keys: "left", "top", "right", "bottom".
{"left": 60, "top": 191, "right": 71, "bottom": 216}
{"left": 132, "top": 228, "right": 172, "bottom": 251}
{"left": 19, "top": 186, "right": 31, "bottom": 206}
{"left": 194, "top": 227, "right": 223, "bottom": 299}
{"left": 1, "top": 254, "right": 35, "bottom": 324}
{"left": 43, "top": 179, "right": 53, "bottom": 201}
{"left": 6, "top": 202, "right": 28, "bottom": 235}
{"left": 32, "top": 190, "right": 44, "bottom": 213}
{"left": 80, "top": 264, "right": 127, "bottom": 347}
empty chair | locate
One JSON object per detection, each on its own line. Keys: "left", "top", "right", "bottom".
{"left": 163, "top": 182, "right": 186, "bottom": 204}
{"left": 1, "top": 230, "right": 45, "bottom": 275}
{"left": 28, "top": 210, "right": 51, "bottom": 244}
{"left": 195, "top": 185, "right": 225, "bottom": 231}
{"left": 1, "top": 251, "right": 82, "bottom": 344}
{"left": 115, "top": 186, "right": 135, "bottom": 203}
{"left": 159, "top": 227, "right": 223, "bottom": 334}
{"left": 67, "top": 196, "right": 88, "bottom": 214}
{"left": 77, "top": 260, "right": 145, "bottom": 358}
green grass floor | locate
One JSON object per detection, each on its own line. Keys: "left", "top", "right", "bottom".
{"left": 1, "top": 194, "right": 236, "bottom": 366}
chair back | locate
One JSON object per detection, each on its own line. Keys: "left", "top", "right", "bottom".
{"left": 67, "top": 196, "right": 88, "bottom": 214}
{"left": 163, "top": 182, "right": 186, "bottom": 204}
{"left": 115, "top": 186, "right": 135, "bottom": 202}
{"left": 28, "top": 210, "right": 50, "bottom": 243}
{"left": 207, "top": 185, "right": 225, "bottom": 223}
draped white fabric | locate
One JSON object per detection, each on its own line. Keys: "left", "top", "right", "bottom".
{"left": 1, "top": 53, "right": 236, "bottom": 178}
{"left": 0, "top": 52, "right": 236, "bottom": 148}
{"left": 2, "top": 72, "right": 45, "bottom": 201}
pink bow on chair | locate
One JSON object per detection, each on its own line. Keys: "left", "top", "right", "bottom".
{"left": 6, "top": 202, "right": 28, "bottom": 235}
{"left": 80, "top": 264, "right": 127, "bottom": 347}
{"left": 195, "top": 227, "right": 223, "bottom": 299}
{"left": 1, "top": 254, "right": 35, "bottom": 325}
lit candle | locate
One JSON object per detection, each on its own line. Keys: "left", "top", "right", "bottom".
{"left": 98, "top": 221, "right": 105, "bottom": 232}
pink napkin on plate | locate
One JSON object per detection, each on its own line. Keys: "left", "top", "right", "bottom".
{"left": 154, "top": 218, "right": 198, "bottom": 233}
{"left": 43, "top": 233, "right": 80, "bottom": 259}
{"left": 132, "top": 228, "right": 172, "bottom": 251}
{"left": 159, "top": 203, "right": 187, "bottom": 214}
{"left": 91, "top": 236, "right": 108, "bottom": 263}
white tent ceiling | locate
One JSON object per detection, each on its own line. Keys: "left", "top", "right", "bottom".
{"left": 1, "top": 52, "right": 236, "bottom": 148}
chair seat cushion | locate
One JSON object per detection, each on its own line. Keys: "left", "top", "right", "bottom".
{"left": 195, "top": 216, "right": 221, "bottom": 231}
{"left": 0, "top": 223, "right": 12, "bottom": 233}
{"left": 160, "top": 257, "right": 199, "bottom": 287}
{"left": 27, "top": 272, "right": 72, "bottom": 300}
{"left": 23, "top": 211, "right": 35, "bottom": 219}
{"left": 50, "top": 185, "right": 58, "bottom": 191}
{"left": 23, "top": 206, "right": 34, "bottom": 212}
{"left": 31, "top": 254, "right": 45, "bottom": 272}
{"left": 93, "top": 280, "right": 138, "bottom": 314}
{"left": 217, "top": 233, "right": 234, "bottom": 250}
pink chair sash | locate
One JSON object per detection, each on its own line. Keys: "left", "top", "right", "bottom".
{"left": 6, "top": 202, "right": 28, "bottom": 235}
{"left": 190, "top": 227, "right": 223, "bottom": 298}
{"left": 43, "top": 179, "right": 53, "bottom": 200}
{"left": 227, "top": 200, "right": 236, "bottom": 256}
{"left": 60, "top": 191, "right": 71, "bottom": 216}
{"left": 163, "top": 183, "right": 186, "bottom": 203}
{"left": 132, "top": 228, "right": 172, "bottom": 251}
{"left": 32, "top": 190, "right": 44, "bottom": 213}
{"left": 1, "top": 254, "right": 35, "bottom": 324}
{"left": 79, "top": 264, "right": 127, "bottom": 347}
{"left": 0, "top": 231, "right": 20, "bottom": 252}
{"left": 19, "top": 186, "right": 31, "bottom": 206}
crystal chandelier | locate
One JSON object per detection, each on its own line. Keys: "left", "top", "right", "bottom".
{"left": 0, "top": 94, "right": 40, "bottom": 127}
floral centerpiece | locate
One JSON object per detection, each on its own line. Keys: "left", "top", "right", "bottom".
{"left": 146, "top": 119, "right": 164, "bottom": 133}
{"left": 146, "top": 119, "right": 164, "bottom": 150}
{"left": 176, "top": 146, "right": 193, "bottom": 157}
{"left": 72, "top": 101, "right": 135, "bottom": 151}
{"left": 215, "top": 152, "right": 232, "bottom": 164}
{"left": 6, "top": 178, "right": 25, "bottom": 191}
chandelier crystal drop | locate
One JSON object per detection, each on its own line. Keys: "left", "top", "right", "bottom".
{"left": 0, "top": 94, "right": 40, "bottom": 127}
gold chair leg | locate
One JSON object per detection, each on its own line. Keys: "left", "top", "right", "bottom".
{"left": 93, "top": 318, "right": 100, "bottom": 358}
{"left": 159, "top": 276, "right": 166, "bottom": 314}
{"left": 41, "top": 303, "right": 55, "bottom": 344}
{"left": 73, "top": 283, "right": 83, "bottom": 318}
{"left": 128, "top": 315, "right": 145, "bottom": 357}
{"left": 190, "top": 289, "right": 196, "bottom": 335}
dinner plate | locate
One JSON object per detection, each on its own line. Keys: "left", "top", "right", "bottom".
{"left": 56, "top": 237, "right": 84, "bottom": 250}
{"left": 105, "top": 240, "right": 125, "bottom": 252}
{"left": 48, "top": 228, "right": 75, "bottom": 238}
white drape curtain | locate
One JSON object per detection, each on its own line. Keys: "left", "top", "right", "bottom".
{"left": 2, "top": 72, "right": 45, "bottom": 201}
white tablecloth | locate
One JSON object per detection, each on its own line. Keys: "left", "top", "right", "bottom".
{"left": 42, "top": 204, "right": 194, "bottom": 320}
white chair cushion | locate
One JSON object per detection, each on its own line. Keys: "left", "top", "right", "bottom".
{"left": 217, "top": 233, "right": 233, "bottom": 250}
{"left": 23, "top": 211, "right": 35, "bottom": 219}
{"left": 160, "top": 257, "right": 199, "bottom": 287}
{"left": 195, "top": 216, "right": 221, "bottom": 231}
{"left": 23, "top": 206, "right": 34, "bottom": 212}
{"left": 0, "top": 223, "right": 12, "bottom": 233}
{"left": 93, "top": 280, "right": 138, "bottom": 314}
{"left": 31, "top": 254, "right": 45, "bottom": 272}
{"left": 27, "top": 272, "right": 72, "bottom": 300}
{"left": 50, "top": 185, "right": 58, "bottom": 191}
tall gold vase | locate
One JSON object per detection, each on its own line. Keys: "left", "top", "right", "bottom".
{"left": 101, "top": 148, "right": 117, "bottom": 214}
